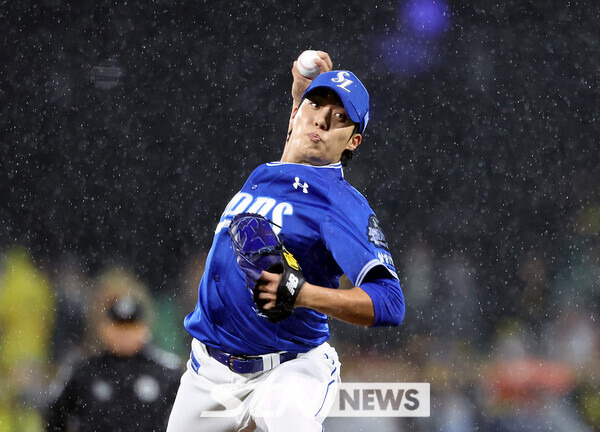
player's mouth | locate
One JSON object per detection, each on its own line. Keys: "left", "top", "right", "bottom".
{"left": 308, "top": 132, "right": 321, "bottom": 142}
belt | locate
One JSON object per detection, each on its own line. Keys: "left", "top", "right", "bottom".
{"left": 191, "top": 344, "right": 298, "bottom": 374}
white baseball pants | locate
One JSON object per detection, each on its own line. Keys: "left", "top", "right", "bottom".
{"left": 166, "top": 339, "right": 341, "bottom": 432}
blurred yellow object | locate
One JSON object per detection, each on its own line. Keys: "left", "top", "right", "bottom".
{"left": 576, "top": 204, "right": 600, "bottom": 235}
{"left": 0, "top": 405, "right": 43, "bottom": 432}
{"left": 579, "top": 387, "right": 600, "bottom": 430}
{"left": 0, "top": 246, "right": 55, "bottom": 431}
{"left": 0, "top": 247, "right": 55, "bottom": 372}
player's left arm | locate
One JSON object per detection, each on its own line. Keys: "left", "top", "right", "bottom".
{"left": 257, "top": 271, "right": 373, "bottom": 326}
{"left": 296, "top": 281, "right": 377, "bottom": 326}
{"left": 257, "top": 270, "right": 404, "bottom": 327}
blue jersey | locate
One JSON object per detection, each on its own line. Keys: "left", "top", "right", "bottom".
{"left": 184, "top": 162, "right": 400, "bottom": 355}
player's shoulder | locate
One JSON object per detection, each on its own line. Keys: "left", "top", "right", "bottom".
{"left": 329, "top": 172, "right": 373, "bottom": 212}
{"left": 322, "top": 174, "right": 380, "bottom": 231}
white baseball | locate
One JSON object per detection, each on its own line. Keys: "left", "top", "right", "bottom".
{"left": 297, "top": 50, "right": 321, "bottom": 78}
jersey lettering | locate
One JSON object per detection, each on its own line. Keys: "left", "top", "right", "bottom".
{"left": 222, "top": 192, "right": 253, "bottom": 217}
{"left": 216, "top": 192, "right": 294, "bottom": 235}
{"left": 378, "top": 251, "right": 395, "bottom": 267}
{"left": 246, "top": 197, "right": 276, "bottom": 216}
{"left": 271, "top": 202, "right": 293, "bottom": 232}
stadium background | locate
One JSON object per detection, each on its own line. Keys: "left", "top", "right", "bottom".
{"left": 1, "top": 0, "right": 599, "bottom": 430}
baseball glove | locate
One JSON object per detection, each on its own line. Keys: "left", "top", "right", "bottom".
{"left": 228, "top": 213, "right": 305, "bottom": 323}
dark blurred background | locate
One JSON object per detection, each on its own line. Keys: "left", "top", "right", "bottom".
{"left": 1, "top": 0, "right": 599, "bottom": 429}
{"left": 2, "top": 0, "right": 598, "bottom": 330}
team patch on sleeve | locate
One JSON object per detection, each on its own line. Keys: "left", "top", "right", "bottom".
{"left": 367, "top": 215, "right": 389, "bottom": 251}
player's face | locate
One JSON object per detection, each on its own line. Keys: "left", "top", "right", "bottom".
{"left": 282, "top": 90, "right": 362, "bottom": 166}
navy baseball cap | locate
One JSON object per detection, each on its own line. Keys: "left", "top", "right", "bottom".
{"left": 302, "top": 70, "right": 370, "bottom": 134}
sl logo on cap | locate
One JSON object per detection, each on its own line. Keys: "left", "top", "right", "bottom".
{"left": 331, "top": 71, "right": 354, "bottom": 93}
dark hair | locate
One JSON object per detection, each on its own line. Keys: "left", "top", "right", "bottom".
{"left": 340, "top": 123, "right": 360, "bottom": 167}
{"left": 340, "top": 150, "right": 353, "bottom": 167}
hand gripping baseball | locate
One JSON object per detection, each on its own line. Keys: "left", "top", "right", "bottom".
{"left": 255, "top": 250, "right": 306, "bottom": 323}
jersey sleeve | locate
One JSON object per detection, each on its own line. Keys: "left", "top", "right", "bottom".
{"left": 320, "top": 210, "right": 405, "bottom": 327}
{"left": 320, "top": 212, "right": 397, "bottom": 286}
{"left": 360, "top": 277, "right": 405, "bottom": 327}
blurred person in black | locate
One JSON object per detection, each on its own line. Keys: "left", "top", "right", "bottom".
{"left": 45, "top": 267, "right": 183, "bottom": 432}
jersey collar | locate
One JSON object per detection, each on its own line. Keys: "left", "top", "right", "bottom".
{"left": 266, "top": 161, "right": 344, "bottom": 177}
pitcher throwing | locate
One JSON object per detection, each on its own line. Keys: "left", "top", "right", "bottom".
{"left": 166, "top": 51, "right": 405, "bottom": 432}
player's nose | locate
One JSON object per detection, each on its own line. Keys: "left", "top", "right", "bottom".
{"left": 314, "top": 108, "right": 331, "bottom": 130}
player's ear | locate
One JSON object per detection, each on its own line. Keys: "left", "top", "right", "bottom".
{"left": 288, "top": 105, "right": 300, "bottom": 134}
{"left": 345, "top": 133, "right": 362, "bottom": 151}
{"left": 291, "top": 105, "right": 300, "bottom": 120}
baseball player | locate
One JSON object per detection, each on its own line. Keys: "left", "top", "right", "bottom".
{"left": 166, "top": 52, "right": 405, "bottom": 432}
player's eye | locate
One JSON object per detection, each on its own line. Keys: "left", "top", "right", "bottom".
{"left": 334, "top": 112, "right": 348, "bottom": 122}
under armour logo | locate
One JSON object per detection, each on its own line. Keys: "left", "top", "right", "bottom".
{"left": 293, "top": 177, "right": 308, "bottom": 193}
